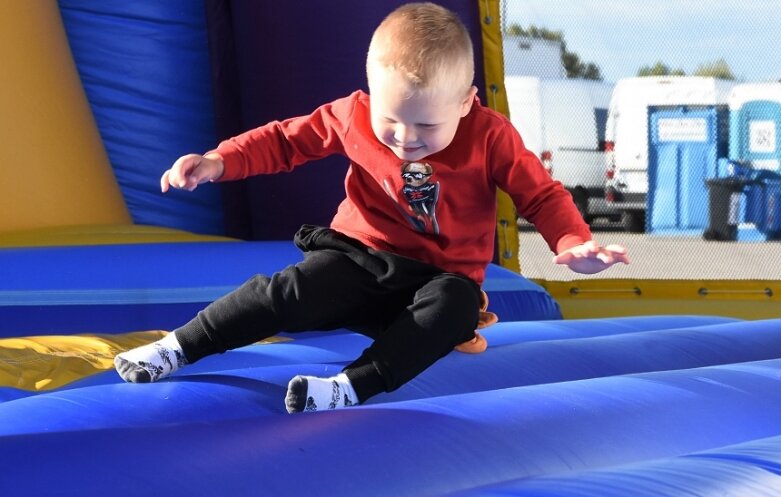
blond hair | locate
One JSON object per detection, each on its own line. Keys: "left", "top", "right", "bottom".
{"left": 367, "top": 2, "right": 474, "bottom": 96}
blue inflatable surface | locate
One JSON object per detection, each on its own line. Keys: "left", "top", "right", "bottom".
{"left": 2, "top": 241, "right": 781, "bottom": 496}
{"left": 4, "top": 328, "right": 781, "bottom": 496}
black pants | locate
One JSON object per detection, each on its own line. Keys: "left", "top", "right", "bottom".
{"left": 174, "top": 225, "right": 482, "bottom": 402}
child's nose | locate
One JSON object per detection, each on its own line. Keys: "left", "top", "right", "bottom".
{"left": 394, "top": 124, "right": 416, "bottom": 144}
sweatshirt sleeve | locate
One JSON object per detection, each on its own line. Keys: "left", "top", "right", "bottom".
{"left": 209, "top": 93, "right": 358, "bottom": 182}
{"left": 490, "top": 118, "right": 592, "bottom": 254}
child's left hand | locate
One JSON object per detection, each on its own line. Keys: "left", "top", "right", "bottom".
{"left": 552, "top": 240, "right": 630, "bottom": 274}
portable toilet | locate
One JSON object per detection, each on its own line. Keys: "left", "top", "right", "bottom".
{"left": 604, "top": 76, "right": 735, "bottom": 232}
{"left": 728, "top": 83, "right": 781, "bottom": 240}
{"left": 646, "top": 104, "right": 729, "bottom": 234}
{"left": 729, "top": 82, "right": 781, "bottom": 171}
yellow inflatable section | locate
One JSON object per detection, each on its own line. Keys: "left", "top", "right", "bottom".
{"left": 478, "top": 0, "right": 521, "bottom": 274}
{"left": 0, "top": 224, "right": 234, "bottom": 248}
{"left": 0, "top": 1, "right": 130, "bottom": 233}
{"left": 0, "top": 331, "right": 166, "bottom": 391}
{"left": 0, "top": 332, "right": 290, "bottom": 392}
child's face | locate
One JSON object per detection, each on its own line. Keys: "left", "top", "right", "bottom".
{"left": 368, "top": 66, "right": 476, "bottom": 162}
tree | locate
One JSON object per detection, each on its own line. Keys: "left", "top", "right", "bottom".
{"left": 694, "top": 58, "right": 735, "bottom": 80}
{"left": 637, "top": 61, "right": 686, "bottom": 77}
{"left": 562, "top": 52, "right": 603, "bottom": 80}
{"left": 505, "top": 23, "right": 603, "bottom": 80}
{"left": 637, "top": 59, "right": 735, "bottom": 80}
{"left": 506, "top": 23, "right": 562, "bottom": 42}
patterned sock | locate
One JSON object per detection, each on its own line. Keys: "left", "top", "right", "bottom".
{"left": 114, "top": 332, "right": 188, "bottom": 383}
{"left": 285, "top": 373, "right": 358, "bottom": 413}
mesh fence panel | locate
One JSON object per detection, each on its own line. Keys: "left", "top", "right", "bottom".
{"left": 499, "top": 1, "right": 781, "bottom": 282}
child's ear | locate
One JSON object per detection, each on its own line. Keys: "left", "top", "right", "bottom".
{"left": 459, "top": 86, "right": 478, "bottom": 117}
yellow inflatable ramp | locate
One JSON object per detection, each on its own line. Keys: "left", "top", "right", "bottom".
{"left": 0, "top": 1, "right": 130, "bottom": 233}
{"left": 0, "top": 332, "right": 291, "bottom": 392}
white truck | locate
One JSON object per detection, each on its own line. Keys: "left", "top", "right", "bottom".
{"left": 505, "top": 76, "right": 615, "bottom": 223}
{"left": 604, "top": 76, "right": 736, "bottom": 231}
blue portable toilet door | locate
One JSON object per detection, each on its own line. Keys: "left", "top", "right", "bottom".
{"left": 647, "top": 106, "right": 723, "bottom": 234}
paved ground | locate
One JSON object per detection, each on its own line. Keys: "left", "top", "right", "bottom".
{"left": 517, "top": 223, "right": 781, "bottom": 281}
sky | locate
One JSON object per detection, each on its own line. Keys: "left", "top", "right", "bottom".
{"left": 503, "top": 0, "right": 781, "bottom": 83}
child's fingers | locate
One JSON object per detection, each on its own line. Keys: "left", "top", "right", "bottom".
{"left": 160, "top": 169, "right": 172, "bottom": 192}
{"left": 604, "top": 244, "right": 627, "bottom": 254}
{"left": 604, "top": 245, "right": 630, "bottom": 264}
{"left": 583, "top": 240, "right": 599, "bottom": 250}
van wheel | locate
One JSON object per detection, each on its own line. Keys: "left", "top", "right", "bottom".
{"left": 621, "top": 210, "right": 645, "bottom": 233}
{"left": 570, "top": 189, "right": 592, "bottom": 224}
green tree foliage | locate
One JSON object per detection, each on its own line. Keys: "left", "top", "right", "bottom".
{"left": 506, "top": 23, "right": 603, "bottom": 80}
{"left": 563, "top": 53, "right": 603, "bottom": 80}
{"left": 637, "top": 61, "right": 686, "bottom": 77}
{"left": 637, "top": 59, "right": 735, "bottom": 80}
{"left": 506, "top": 23, "right": 562, "bottom": 41}
{"left": 694, "top": 58, "right": 735, "bottom": 80}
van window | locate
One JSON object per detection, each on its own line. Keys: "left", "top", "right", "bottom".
{"left": 594, "top": 107, "right": 608, "bottom": 150}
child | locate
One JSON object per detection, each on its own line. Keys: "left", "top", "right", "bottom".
{"left": 115, "top": 2, "right": 629, "bottom": 413}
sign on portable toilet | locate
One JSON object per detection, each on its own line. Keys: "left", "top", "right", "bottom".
{"left": 728, "top": 83, "right": 781, "bottom": 240}
{"left": 646, "top": 105, "right": 729, "bottom": 234}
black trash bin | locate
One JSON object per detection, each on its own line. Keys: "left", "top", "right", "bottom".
{"left": 703, "top": 177, "right": 752, "bottom": 241}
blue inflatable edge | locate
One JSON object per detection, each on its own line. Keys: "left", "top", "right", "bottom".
{"left": 0, "top": 241, "right": 560, "bottom": 335}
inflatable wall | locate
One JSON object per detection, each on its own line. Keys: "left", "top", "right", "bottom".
{"left": 5, "top": 1, "right": 484, "bottom": 240}
{"left": 58, "top": 0, "right": 225, "bottom": 235}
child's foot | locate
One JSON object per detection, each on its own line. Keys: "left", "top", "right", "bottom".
{"left": 114, "top": 332, "right": 187, "bottom": 383}
{"left": 285, "top": 373, "right": 358, "bottom": 413}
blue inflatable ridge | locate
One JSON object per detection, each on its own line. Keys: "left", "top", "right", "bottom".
{"left": 1, "top": 318, "right": 775, "bottom": 437}
{"left": 444, "top": 434, "right": 781, "bottom": 497}
{"left": 0, "top": 314, "right": 738, "bottom": 404}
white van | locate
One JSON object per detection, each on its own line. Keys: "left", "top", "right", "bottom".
{"left": 505, "top": 76, "right": 614, "bottom": 222}
{"left": 604, "top": 76, "right": 735, "bottom": 231}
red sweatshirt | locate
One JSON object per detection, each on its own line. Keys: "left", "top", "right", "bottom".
{"left": 213, "top": 90, "right": 591, "bottom": 284}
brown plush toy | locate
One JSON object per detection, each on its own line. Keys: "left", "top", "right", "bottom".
{"left": 454, "top": 290, "right": 498, "bottom": 354}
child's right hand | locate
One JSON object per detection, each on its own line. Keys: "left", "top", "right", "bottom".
{"left": 160, "top": 153, "right": 224, "bottom": 192}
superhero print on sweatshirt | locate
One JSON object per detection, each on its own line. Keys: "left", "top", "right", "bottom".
{"left": 383, "top": 161, "right": 440, "bottom": 235}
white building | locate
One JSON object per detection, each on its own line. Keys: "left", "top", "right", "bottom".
{"left": 503, "top": 35, "right": 565, "bottom": 78}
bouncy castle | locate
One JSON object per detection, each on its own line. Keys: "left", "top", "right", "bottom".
{"left": 2, "top": 2, "right": 781, "bottom": 496}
